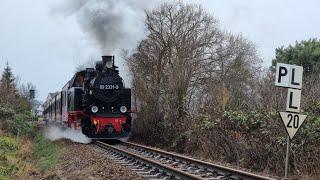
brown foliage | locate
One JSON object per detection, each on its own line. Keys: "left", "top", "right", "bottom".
{"left": 126, "top": 2, "right": 320, "bottom": 178}
{"left": 126, "top": 2, "right": 261, "bottom": 143}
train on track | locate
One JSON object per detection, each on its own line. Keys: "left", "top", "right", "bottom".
{"left": 43, "top": 56, "right": 132, "bottom": 139}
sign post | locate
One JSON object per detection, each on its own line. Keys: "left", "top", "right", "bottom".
{"left": 275, "top": 63, "right": 306, "bottom": 179}
{"left": 285, "top": 135, "right": 290, "bottom": 178}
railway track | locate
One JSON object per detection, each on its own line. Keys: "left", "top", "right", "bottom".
{"left": 95, "top": 140, "right": 276, "bottom": 180}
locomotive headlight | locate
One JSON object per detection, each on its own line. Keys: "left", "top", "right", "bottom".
{"left": 120, "top": 106, "right": 127, "bottom": 113}
{"left": 105, "top": 61, "right": 113, "bottom": 68}
{"left": 91, "top": 106, "right": 99, "bottom": 113}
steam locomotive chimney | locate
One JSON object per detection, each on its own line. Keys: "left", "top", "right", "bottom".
{"left": 102, "top": 56, "right": 114, "bottom": 67}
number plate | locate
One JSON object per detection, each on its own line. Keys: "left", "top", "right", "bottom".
{"left": 99, "top": 85, "right": 119, "bottom": 90}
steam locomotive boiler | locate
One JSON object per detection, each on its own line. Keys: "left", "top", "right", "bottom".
{"left": 43, "top": 56, "right": 131, "bottom": 139}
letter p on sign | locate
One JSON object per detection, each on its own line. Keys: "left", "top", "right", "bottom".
{"left": 275, "top": 63, "right": 303, "bottom": 89}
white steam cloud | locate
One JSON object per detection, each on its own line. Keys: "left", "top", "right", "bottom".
{"left": 45, "top": 126, "right": 92, "bottom": 144}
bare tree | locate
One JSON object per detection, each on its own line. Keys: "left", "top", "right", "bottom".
{"left": 127, "top": 2, "right": 222, "bottom": 136}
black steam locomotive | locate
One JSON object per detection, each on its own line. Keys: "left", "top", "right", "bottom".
{"left": 43, "top": 56, "right": 131, "bottom": 139}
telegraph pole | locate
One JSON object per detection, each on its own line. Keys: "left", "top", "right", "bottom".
{"left": 29, "top": 89, "right": 35, "bottom": 121}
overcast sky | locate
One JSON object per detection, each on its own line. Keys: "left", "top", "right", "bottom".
{"left": 0, "top": 0, "right": 319, "bottom": 101}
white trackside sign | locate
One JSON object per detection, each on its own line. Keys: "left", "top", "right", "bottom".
{"left": 279, "top": 112, "right": 307, "bottom": 139}
{"left": 275, "top": 62, "right": 307, "bottom": 178}
{"left": 275, "top": 63, "right": 303, "bottom": 89}
{"left": 286, "top": 88, "right": 301, "bottom": 113}
{"left": 275, "top": 63, "right": 306, "bottom": 139}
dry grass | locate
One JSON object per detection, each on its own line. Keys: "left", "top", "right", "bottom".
{"left": 12, "top": 137, "right": 37, "bottom": 179}
{"left": 0, "top": 131, "right": 61, "bottom": 179}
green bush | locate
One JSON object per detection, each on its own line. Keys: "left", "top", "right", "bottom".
{"left": 0, "top": 106, "right": 15, "bottom": 122}
{"left": 9, "top": 113, "right": 33, "bottom": 137}
{"left": 0, "top": 136, "right": 20, "bottom": 151}
{"left": 14, "top": 97, "right": 31, "bottom": 113}
{"left": 0, "top": 136, "right": 20, "bottom": 180}
{"left": 0, "top": 106, "right": 34, "bottom": 138}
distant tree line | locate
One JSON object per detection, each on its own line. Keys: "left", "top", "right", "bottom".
{"left": 125, "top": 2, "right": 320, "bottom": 177}
{"left": 0, "top": 62, "right": 37, "bottom": 136}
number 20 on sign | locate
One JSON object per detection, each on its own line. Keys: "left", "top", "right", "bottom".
{"left": 279, "top": 112, "right": 307, "bottom": 139}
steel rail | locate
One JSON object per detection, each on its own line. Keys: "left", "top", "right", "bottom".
{"left": 95, "top": 140, "right": 202, "bottom": 180}
{"left": 120, "top": 141, "right": 276, "bottom": 180}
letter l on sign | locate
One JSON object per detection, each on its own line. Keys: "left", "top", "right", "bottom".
{"left": 286, "top": 88, "right": 301, "bottom": 113}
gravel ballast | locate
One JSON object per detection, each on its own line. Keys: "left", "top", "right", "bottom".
{"left": 43, "top": 140, "right": 144, "bottom": 180}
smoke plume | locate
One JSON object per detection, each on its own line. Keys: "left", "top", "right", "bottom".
{"left": 45, "top": 126, "right": 92, "bottom": 144}
{"left": 52, "top": 0, "right": 158, "bottom": 54}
